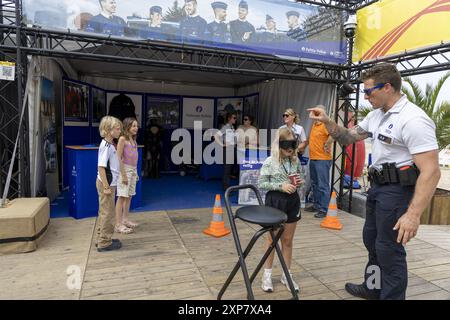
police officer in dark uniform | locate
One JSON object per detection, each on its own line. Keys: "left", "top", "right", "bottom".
{"left": 139, "top": 6, "right": 170, "bottom": 41}
{"left": 258, "top": 15, "right": 279, "bottom": 43}
{"left": 179, "top": 0, "right": 207, "bottom": 42}
{"left": 286, "top": 10, "right": 306, "bottom": 42}
{"left": 207, "top": 2, "right": 231, "bottom": 43}
{"left": 85, "top": 0, "right": 127, "bottom": 36}
{"left": 307, "top": 63, "right": 441, "bottom": 300}
{"left": 230, "top": 1, "right": 255, "bottom": 44}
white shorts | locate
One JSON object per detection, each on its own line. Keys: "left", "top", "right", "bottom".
{"left": 117, "top": 164, "right": 138, "bottom": 198}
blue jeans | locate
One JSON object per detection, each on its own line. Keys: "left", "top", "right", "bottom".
{"left": 309, "top": 160, "right": 332, "bottom": 213}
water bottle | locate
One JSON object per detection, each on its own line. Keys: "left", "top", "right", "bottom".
{"left": 299, "top": 165, "right": 306, "bottom": 208}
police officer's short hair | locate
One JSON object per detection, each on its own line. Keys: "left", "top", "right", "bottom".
{"left": 361, "top": 63, "right": 402, "bottom": 92}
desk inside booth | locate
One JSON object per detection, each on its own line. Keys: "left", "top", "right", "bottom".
{"left": 65, "top": 145, "right": 143, "bottom": 219}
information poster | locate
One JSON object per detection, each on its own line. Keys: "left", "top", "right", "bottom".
{"left": 63, "top": 80, "right": 89, "bottom": 126}
{"left": 182, "top": 97, "right": 215, "bottom": 129}
{"left": 106, "top": 92, "right": 143, "bottom": 125}
{"left": 91, "top": 87, "right": 106, "bottom": 125}
{"left": 217, "top": 97, "right": 243, "bottom": 129}
{"left": 40, "top": 77, "right": 59, "bottom": 201}
{"left": 146, "top": 95, "right": 180, "bottom": 129}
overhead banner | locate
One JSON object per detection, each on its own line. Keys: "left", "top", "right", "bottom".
{"left": 23, "top": 0, "right": 347, "bottom": 64}
{"left": 182, "top": 97, "right": 215, "bottom": 129}
{"left": 354, "top": 0, "right": 450, "bottom": 62}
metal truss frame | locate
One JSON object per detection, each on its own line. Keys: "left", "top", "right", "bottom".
{"left": 1, "top": 0, "right": 448, "bottom": 213}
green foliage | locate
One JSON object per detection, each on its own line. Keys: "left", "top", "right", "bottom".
{"left": 403, "top": 72, "right": 450, "bottom": 150}
{"left": 164, "top": 0, "right": 186, "bottom": 22}
{"left": 357, "top": 73, "right": 450, "bottom": 150}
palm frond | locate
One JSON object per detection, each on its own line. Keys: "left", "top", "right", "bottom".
{"left": 430, "top": 72, "right": 450, "bottom": 113}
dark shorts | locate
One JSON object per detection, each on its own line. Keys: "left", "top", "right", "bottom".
{"left": 265, "top": 190, "right": 301, "bottom": 224}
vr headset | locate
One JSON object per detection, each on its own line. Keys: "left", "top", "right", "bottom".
{"left": 279, "top": 139, "right": 298, "bottom": 150}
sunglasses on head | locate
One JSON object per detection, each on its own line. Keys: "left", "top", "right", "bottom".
{"left": 279, "top": 139, "right": 298, "bottom": 150}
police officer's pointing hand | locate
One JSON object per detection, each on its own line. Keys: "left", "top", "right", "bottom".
{"left": 307, "top": 106, "right": 330, "bottom": 124}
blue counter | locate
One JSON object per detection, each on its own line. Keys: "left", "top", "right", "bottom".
{"left": 66, "top": 145, "right": 143, "bottom": 219}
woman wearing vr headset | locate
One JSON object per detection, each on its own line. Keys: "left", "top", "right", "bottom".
{"left": 258, "top": 127, "right": 304, "bottom": 293}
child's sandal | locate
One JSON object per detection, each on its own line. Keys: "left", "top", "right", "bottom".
{"left": 114, "top": 224, "right": 133, "bottom": 234}
{"left": 123, "top": 220, "right": 139, "bottom": 228}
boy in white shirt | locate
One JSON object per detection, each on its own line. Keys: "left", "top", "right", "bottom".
{"left": 96, "top": 116, "right": 122, "bottom": 252}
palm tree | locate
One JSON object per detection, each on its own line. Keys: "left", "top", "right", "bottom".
{"left": 356, "top": 72, "right": 450, "bottom": 150}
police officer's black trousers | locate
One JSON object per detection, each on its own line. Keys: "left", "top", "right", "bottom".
{"left": 363, "top": 183, "right": 414, "bottom": 300}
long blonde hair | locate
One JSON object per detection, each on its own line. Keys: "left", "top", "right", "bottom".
{"left": 284, "top": 108, "right": 299, "bottom": 124}
{"left": 271, "top": 127, "right": 299, "bottom": 165}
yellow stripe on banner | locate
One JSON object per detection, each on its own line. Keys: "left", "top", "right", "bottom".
{"left": 0, "top": 61, "right": 15, "bottom": 67}
{"left": 354, "top": 0, "right": 450, "bottom": 62}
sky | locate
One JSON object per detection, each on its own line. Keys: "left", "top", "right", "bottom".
{"left": 359, "top": 69, "right": 450, "bottom": 110}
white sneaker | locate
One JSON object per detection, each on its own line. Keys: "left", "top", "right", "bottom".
{"left": 281, "top": 272, "right": 300, "bottom": 293}
{"left": 261, "top": 272, "right": 273, "bottom": 293}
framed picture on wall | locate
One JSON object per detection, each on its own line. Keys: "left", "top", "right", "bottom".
{"left": 63, "top": 80, "right": 89, "bottom": 126}
{"left": 146, "top": 95, "right": 181, "bottom": 129}
{"left": 91, "top": 86, "right": 106, "bottom": 126}
{"left": 216, "top": 97, "right": 243, "bottom": 129}
{"left": 106, "top": 92, "right": 143, "bottom": 126}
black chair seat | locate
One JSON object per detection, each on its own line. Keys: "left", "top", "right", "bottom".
{"left": 236, "top": 205, "right": 287, "bottom": 226}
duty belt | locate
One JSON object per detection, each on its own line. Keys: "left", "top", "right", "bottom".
{"left": 368, "top": 162, "right": 419, "bottom": 186}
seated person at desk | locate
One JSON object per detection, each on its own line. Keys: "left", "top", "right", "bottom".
{"left": 236, "top": 114, "right": 258, "bottom": 149}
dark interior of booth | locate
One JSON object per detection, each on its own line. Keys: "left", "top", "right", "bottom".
{"left": 50, "top": 55, "right": 282, "bottom": 218}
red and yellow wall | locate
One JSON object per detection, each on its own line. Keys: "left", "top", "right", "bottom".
{"left": 354, "top": 0, "right": 450, "bottom": 62}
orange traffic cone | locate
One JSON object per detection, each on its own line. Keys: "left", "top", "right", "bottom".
{"left": 320, "top": 192, "right": 343, "bottom": 230}
{"left": 203, "top": 194, "right": 231, "bottom": 237}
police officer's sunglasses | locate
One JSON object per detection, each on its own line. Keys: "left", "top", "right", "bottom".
{"left": 361, "top": 83, "right": 385, "bottom": 96}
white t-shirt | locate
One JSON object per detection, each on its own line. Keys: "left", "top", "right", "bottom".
{"left": 359, "top": 95, "right": 438, "bottom": 170}
{"left": 280, "top": 124, "right": 307, "bottom": 143}
{"left": 220, "top": 123, "right": 237, "bottom": 146}
{"left": 97, "top": 139, "right": 120, "bottom": 187}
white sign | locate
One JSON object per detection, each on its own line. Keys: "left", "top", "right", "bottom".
{"left": 0, "top": 61, "right": 15, "bottom": 81}
{"left": 182, "top": 98, "right": 214, "bottom": 129}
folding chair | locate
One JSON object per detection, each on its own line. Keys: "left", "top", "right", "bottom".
{"left": 217, "top": 184, "right": 299, "bottom": 300}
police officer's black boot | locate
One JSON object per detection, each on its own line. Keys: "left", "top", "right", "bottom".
{"left": 345, "top": 283, "right": 380, "bottom": 300}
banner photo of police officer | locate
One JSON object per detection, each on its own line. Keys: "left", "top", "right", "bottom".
{"left": 23, "top": 0, "right": 347, "bottom": 64}
{"left": 63, "top": 80, "right": 89, "bottom": 126}
{"left": 91, "top": 87, "right": 106, "bottom": 126}
{"left": 146, "top": 95, "right": 180, "bottom": 129}
{"left": 216, "top": 97, "right": 243, "bottom": 129}
{"left": 106, "top": 92, "right": 142, "bottom": 125}
{"left": 39, "top": 78, "right": 60, "bottom": 201}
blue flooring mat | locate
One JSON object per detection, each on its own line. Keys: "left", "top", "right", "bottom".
{"left": 50, "top": 174, "right": 238, "bottom": 218}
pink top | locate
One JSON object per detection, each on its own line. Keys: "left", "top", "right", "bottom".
{"left": 122, "top": 140, "right": 138, "bottom": 167}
